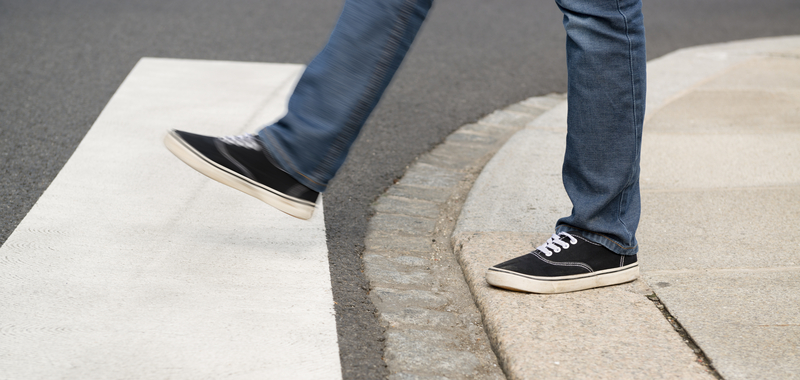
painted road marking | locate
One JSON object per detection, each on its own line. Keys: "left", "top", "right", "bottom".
{"left": 0, "top": 58, "right": 341, "bottom": 379}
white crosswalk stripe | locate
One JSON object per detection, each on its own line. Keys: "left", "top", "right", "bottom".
{"left": 0, "top": 58, "right": 341, "bottom": 379}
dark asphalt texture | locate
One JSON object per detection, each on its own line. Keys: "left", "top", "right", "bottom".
{"left": 2, "top": 1, "right": 799, "bottom": 379}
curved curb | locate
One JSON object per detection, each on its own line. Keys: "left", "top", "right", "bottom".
{"left": 452, "top": 36, "right": 800, "bottom": 380}
{"left": 362, "top": 94, "right": 566, "bottom": 379}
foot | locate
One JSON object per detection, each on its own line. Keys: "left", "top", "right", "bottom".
{"left": 164, "top": 129, "right": 318, "bottom": 219}
{"left": 486, "top": 232, "right": 638, "bottom": 294}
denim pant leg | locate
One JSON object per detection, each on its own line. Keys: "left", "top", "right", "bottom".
{"left": 553, "top": 0, "right": 647, "bottom": 255}
{"left": 258, "top": 0, "right": 433, "bottom": 193}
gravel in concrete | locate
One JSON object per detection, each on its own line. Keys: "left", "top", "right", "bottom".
{"left": 456, "top": 232, "right": 711, "bottom": 380}
{"left": 362, "top": 94, "right": 566, "bottom": 379}
{"left": 644, "top": 269, "right": 800, "bottom": 380}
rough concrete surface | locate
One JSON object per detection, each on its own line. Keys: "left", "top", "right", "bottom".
{"left": 637, "top": 37, "right": 800, "bottom": 379}
{"left": 362, "top": 94, "right": 567, "bottom": 379}
{"left": 643, "top": 269, "right": 800, "bottom": 380}
{"left": 453, "top": 128, "right": 572, "bottom": 238}
{"left": 455, "top": 233, "right": 711, "bottom": 380}
{"left": 638, "top": 187, "right": 800, "bottom": 272}
{"left": 450, "top": 73, "right": 718, "bottom": 379}
{"left": 447, "top": 36, "right": 800, "bottom": 380}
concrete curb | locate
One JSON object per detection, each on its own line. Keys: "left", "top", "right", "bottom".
{"left": 453, "top": 35, "right": 800, "bottom": 380}
{"left": 451, "top": 105, "right": 713, "bottom": 380}
{"left": 363, "top": 94, "right": 566, "bottom": 379}
{"left": 364, "top": 35, "right": 800, "bottom": 379}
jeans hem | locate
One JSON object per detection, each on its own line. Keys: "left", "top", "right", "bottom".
{"left": 555, "top": 225, "right": 638, "bottom": 256}
{"left": 257, "top": 129, "right": 328, "bottom": 193}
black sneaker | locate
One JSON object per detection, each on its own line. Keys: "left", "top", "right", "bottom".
{"left": 164, "top": 129, "right": 318, "bottom": 219}
{"left": 486, "top": 232, "right": 638, "bottom": 294}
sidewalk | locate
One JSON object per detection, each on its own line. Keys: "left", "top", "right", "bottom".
{"left": 454, "top": 36, "right": 800, "bottom": 379}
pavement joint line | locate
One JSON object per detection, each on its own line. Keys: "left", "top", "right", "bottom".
{"left": 645, "top": 293, "right": 724, "bottom": 380}
{"left": 364, "top": 86, "right": 722, "bottom": 379}
{"left": 364, "top": 93, "right": 566, "bottom": 379}
{"left": 444, "top": 37, "right": 794, "bottom": 378}
{"left": 644, "top": 266, "right": 800, "bottom": 275}
{"left": 446, "top": 36, "right": 800, "bottom": 379}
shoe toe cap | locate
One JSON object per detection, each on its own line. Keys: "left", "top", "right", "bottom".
{"left": 492, "top": 253, "right": 540, "bottom": 273}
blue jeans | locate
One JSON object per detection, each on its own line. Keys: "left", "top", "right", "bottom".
{"left": 259, "top": 0, "right": 646, "bottom": 256}
{"left": 259, "top": 0, "right": 433, "bottom": 192}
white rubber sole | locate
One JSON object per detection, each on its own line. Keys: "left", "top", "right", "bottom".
{"left": 164, "top": 131, "right": 315, "bottom": 220}
{"left": 486, "top": 264, "right": 639, "bottom": 294}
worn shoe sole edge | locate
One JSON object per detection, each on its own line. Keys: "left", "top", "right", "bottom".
{"left": 164, "top": 130, "right": 315, "bottom": 220}
{"left": 485, "top": 263, "right": 639, "bottom": 294}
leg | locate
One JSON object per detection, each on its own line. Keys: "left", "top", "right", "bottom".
{"left": 165, "top": 0, "right": 433, "bottom": 219}
{"left": 486, "top": 0, "right": 646, "bottom": 293}
{"left": 259, "top": 0, "right": 433, "bottom": 193}
{"left": 555, "top": 0, "right": 646, "bottom": 256}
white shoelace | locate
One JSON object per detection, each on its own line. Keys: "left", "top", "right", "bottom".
{"left": 536, "top": 232, "right": 578, "bottom": 256}
{"left": 219, "top": 134, "right": 263, "bottom": 150}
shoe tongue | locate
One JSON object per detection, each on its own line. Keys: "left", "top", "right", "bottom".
{"left": 220, "top": 134, "right": 263, "bottom": 150}
{"left": 557, "top": 233, "right": 572, "bottom": 243}
{"left": 556, "top": 232, "right": 582, "bottom": 244}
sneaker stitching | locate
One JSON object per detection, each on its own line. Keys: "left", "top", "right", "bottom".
{"left": 490, "top": 264, "right": 636, "bottom": 281}
{"left": 533, "top": 251, "right": 593, "bottom": 272}
{"left": 490, "top": 267, "right": 598, "bottom": 281}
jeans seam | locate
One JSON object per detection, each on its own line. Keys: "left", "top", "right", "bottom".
{"left": 310, "top": 0, "right": 419, "bottom": 182}
{"left": 615, "top": 0, "right": 640, "bottom": 244}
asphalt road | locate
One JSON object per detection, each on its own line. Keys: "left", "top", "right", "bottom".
{"left": 2, "top": 1, "right": 799, "bottom": 378}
